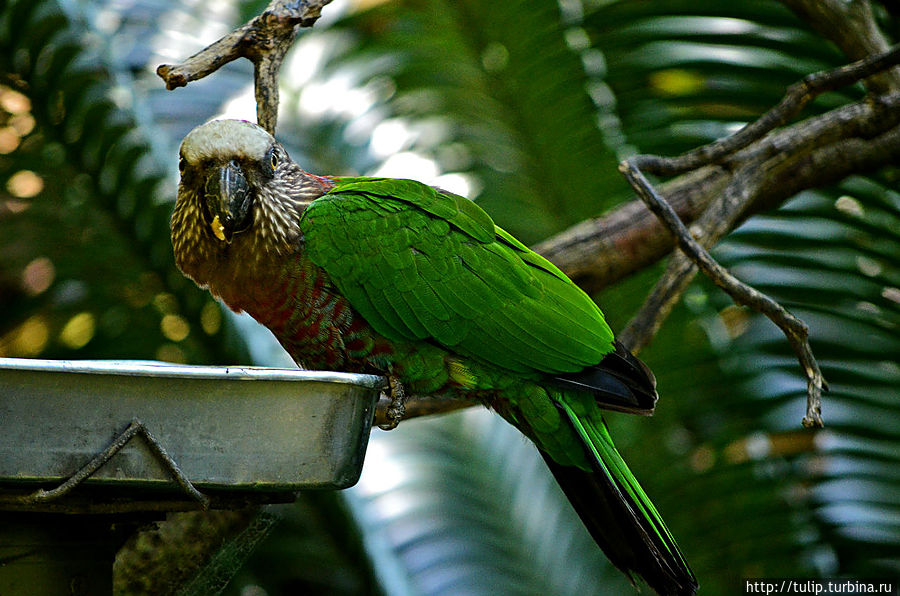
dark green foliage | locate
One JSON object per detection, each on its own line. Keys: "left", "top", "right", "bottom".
{"left": 583, "top": 1, "right": 900, "bottom": 591}
{"left": 0, "top": 0, "right": 241, "bottom": 364}
{"left": 1, "top": 0, "right": 898, "bottom": 594}
{"left": 279, "top": 0, "right": 631, "bottom": 244}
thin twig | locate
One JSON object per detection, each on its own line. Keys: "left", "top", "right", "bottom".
{"left": 620, "top": 160, "right": 827, "bottom": 427}
{"left": 780, "top": 0, "right": 900, "bottom": 94}
{"left": 156, "top": 0, "right": 334, "bottom": 133}
{"left": 20, "top": 419, "right": 143, "bottom": 503}
{"left": 138, "top": 419, "right": 210, "bottom": 507}
{"left": 643, "top": 44, "right": 900, "bottom": 176}
{"left": 373, "top": 392, "right": 475, "bottom": 428}
{"left": 615, "top": 46, "right": 900, "bottom": 429}
{"left": 618, "top": 161, "right": 760, "bottom": 354}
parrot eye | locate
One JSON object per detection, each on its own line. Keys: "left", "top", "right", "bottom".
{"left": 178, "top": 155, "right": 187, "bottom": 173}
{"left": 268, "top": 149, "right": 279, "bottom": 172}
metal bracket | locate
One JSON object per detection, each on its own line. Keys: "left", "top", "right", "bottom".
{"left": 16, "top": 418, "right": 210, "bottom": 508}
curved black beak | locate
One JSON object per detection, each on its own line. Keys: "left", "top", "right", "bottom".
{"left": 204, "top": 160, "right": 253, "bottom": 242}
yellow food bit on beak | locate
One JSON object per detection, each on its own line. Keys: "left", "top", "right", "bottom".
{"left": 211, "top": 215, "right": 226, "bottom": 242}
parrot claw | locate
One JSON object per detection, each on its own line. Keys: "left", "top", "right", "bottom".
{"left": 378, "top": 375, "right": 407, "bottom": 431}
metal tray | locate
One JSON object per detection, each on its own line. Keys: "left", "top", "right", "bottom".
{"left": 0, "top": 358, "right": 383, "bottom": 494}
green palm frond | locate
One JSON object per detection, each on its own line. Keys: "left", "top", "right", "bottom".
{"left": 276, "top": 0, "right": 629, "bottom": 243}
{"left": 583, "top": 0, "right": 851, "bottom": 154}
{"left": 347, "top": 410, "right": 633, "bottom": 596}
{"left": 719, "top": 178, "right": 900, "bottom": 571}
{"left": 0, "top": 0, "right": 245, "bottom": 364}
{"left": 583, "top": 0, "right": 900, "bottom": 590}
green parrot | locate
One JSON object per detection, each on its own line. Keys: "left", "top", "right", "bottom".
{"left": 171, "top": 119, "right": 697, "bottom": 595}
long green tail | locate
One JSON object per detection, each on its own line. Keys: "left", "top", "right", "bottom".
{"left": 547, "top": 401, "right": 698, "bottom": 596}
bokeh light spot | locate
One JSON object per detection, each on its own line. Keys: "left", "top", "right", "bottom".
{"left": 156, "top": 343, "right": 186, "bottom": 363}
{"left": 718, "top": 305, "right": 750, "bottom": 339}
{"left": 1, "top": 315, "right": 49, "bottom": 356}
{"left": 22, "top": 257, "right": 55, "bottom": 296}
{"left": 0, "top": 87, "right": 30, "bottom": 114}
{"left": 161, "top": 314, "right": 190, "bottom": 342}
{"left": 4, "top": 199, "right": 30, "bottom": 213}
{"left": 152, "top": 292, "right": 179, "bottom": 314}
{"left": 855, "top": 255, "right": 882, "bottom": 277}
{"left": 835, "top": 195, "right": 864, "bottom": 217}
{"left": 689, "top": 444, "right": 715, "bottom": 472}
{"left": 481, "top": 42, "right": 509, "bottom": 72}
{"left": 59, "top": 312, "right": 96, "bottom": 349}
{"left": 7, "top": 170, "right": 44, "bottom": 198}
{"left": 200, "top": 301, "right": 222, "bottom": 335}
{"left": 0, "top": 127, "right": 20, "bottom": 154}
{"left": 882, "top": 287, "right": 900, "bottom": 304}
{"left": 649, "top": 69, "right": 705, "bottom": 96}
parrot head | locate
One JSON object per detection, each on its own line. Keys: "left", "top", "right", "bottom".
{"left": 171, "top": 119, "right": 331, "bottom": 288}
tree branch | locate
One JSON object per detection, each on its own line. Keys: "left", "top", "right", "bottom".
{"left": 156, "top": 0, "right": 334, "bottom": 134}
{"left": 612, "top": 46, "right": 900, "bottom": 428}
{"left": 374, "top": 393, "right": 474, "bottom": 428}
{"left": 622, "top": 93, "right": 900, "bottom": 339}
{"left": 618, "top": 159, "right": 827, "bottom": 428}
{"left": 780, "top": 0, "right": 900, "bottom": 93}
{"left": 537, "top": 93, "right": 900, "bottom": 293}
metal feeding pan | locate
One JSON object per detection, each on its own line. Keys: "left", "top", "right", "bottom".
{"left": 0, "top": 358, "right": 383, "bottom": 504}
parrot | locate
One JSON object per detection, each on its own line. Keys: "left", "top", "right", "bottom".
{"left": 171, "top": 119, "right": 697, "bottom": 595}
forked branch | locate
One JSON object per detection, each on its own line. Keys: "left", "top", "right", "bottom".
{"left": 616, "top": 45, "right": 900, "bottom": 428}
{"left": 619, "top": 160, "right": 827, "bottom": 428}
{"left": 156, "top": 0, "right": 334, "bottom": 134}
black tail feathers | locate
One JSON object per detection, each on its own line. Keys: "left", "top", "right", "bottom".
{"left": 551, "top": 340, "right": 658, "bottom": 414}
{"left": 543, "top": 454, "right": 698, "bottom": 596}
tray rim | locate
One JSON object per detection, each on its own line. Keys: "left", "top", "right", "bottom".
{"left": 0, "top": 357, "right": 386, "bottom": 388}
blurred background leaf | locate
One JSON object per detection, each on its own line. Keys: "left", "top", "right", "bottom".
{"left": 0, "top": 0, "right": 897, "bottom": 595}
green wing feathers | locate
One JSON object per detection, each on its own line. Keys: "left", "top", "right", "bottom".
{"left": 301, "top": 177, "right": 615, "bottom": 374}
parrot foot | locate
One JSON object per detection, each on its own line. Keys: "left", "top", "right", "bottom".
{"left": 378, "top": 375, "right": 407, "bottom": 431}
